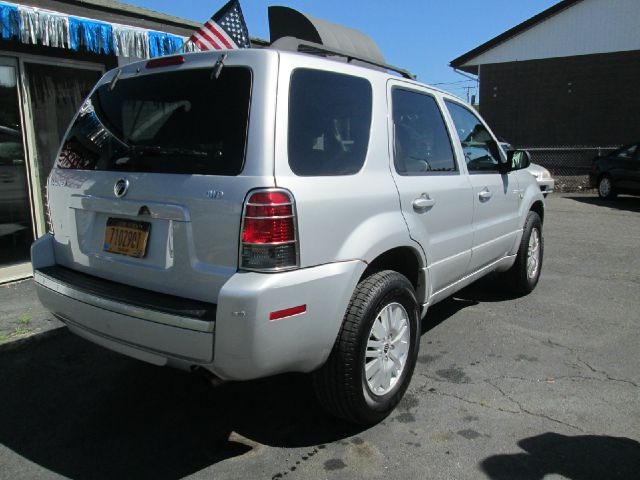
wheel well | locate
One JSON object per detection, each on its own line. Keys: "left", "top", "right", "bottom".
{"left": 360, "top": 247, "right": 421, "bottom": 290}
{"left": 531, "top": 200, "right": 544, "bottom": 224}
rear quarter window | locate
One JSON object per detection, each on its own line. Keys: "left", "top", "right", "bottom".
{"left": 288, "top": 69, "right": 372, "bottom": 176}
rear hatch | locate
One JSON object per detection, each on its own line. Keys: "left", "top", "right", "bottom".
{"left": 46, "top": 51, "right": 278, "bottom": 303}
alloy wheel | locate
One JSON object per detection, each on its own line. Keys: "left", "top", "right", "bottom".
{"left": 527, "top": 228, "right": 541, "bottom": 280}
{"left": 364, "top": 302, "right": 411, "bottom": 396}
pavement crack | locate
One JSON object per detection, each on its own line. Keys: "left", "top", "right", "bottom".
{"left": 484, "top": 379, "right": 587, "bottom": 433}
{"left": 521, "top": 337, "right": 639, "bottom": 388}
{"left": 576, "top": 356, "right": 639, "bottom": 388}
{"left": 543, "top": 338, "right": 577, "bottom": 355}
{"left": 520, "top": 334, "right": 578, "bottom": 356}
{"left": 418, "top": 381, "right": 520, "bottom": 415}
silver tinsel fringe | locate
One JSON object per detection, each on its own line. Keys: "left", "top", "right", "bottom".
{"left": 39, "top": 11, "right": 70, "bottom": 48}
{"left": 19, "top": 6, "right": 70, "bottom": 48}
{"left": 112, "top": 26, "right": 149, "bottom": 58}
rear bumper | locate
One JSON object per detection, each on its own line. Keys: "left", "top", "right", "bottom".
{"left": 34, "top": 265, "right": 216, "bottom": 366}
{"left": 32, "top": 234, "right": 365, "bottom": 380}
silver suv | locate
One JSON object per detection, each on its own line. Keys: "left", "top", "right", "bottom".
{"left": 32, "top": 47, "right": 544, "bottom": 425}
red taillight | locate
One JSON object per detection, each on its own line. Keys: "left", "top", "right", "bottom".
{"left": 146, "top": 55, "right": 185, "bottom": 69}
{"left": 248, "top": 191, "right": 291, "bottom": 205}
{"left": 242, "top": 218, "right": 295, "bottom": 244}
{"left": 245, "top": 192, "right": 292, "bottom": 218}
{"left": 240, "top": 189, "right": 298, "bottom": 271}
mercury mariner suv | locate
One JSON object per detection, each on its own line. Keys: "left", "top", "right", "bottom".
{"left": 32, "top": 46, "right": 545, "bottom": 425}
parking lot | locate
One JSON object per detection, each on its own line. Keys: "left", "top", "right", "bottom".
{"left": 0, "top": 193, "right": 638, "bottom": 480}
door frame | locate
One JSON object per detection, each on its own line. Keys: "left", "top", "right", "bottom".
{"left": 0, "top": 50, "right": 105, "bottom": 283}
{"left": 0, "top": 55, "right": 34, "bottom": 283}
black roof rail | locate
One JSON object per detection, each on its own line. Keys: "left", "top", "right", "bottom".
{"left": 294, "top": 40, "right": 416, "bottom": 80}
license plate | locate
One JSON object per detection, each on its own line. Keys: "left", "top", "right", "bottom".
{"left": 103, "top": 218, "right": 151, "bottom": 258}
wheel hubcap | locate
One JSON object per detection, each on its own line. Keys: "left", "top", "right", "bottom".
{"left": 527, "top": 228, "right": 541, "bottom": 280}
{"left": 599, "top": 178, "right": 611, "bottom": 197}
{"left": 364, "top": 302, "right": 411, "bottom": 396}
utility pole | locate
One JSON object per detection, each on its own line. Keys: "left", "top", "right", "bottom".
{"left": 463, "top": 86, "right": 474, "bottom": 103}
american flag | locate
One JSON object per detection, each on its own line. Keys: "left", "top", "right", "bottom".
{"left": 189, "top": 0, "right": 251, "bottom": 51}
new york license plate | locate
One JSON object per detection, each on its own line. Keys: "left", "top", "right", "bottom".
{"left": 103, "top": 218, "right": 151, "bottom": 258}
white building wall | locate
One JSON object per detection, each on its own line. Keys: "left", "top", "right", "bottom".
{"left": 463, "top": 0, "right": 640, "bottom": 67}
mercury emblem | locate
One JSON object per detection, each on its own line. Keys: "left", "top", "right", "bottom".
{"left": 114, "top": 178, "right": 129, "bottom": 198}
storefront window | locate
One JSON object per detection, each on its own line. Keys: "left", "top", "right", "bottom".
{"left": 0, "top": 63, "right": 32, "bottom": 268}
{"left": 25, "top": 63, "right": 101, "bottom": 203}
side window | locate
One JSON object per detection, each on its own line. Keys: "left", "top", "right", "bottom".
{"left": 445, "top": 100, "right": 501, "bottom": 172}
{"left": 392, "top": 89, "right": 456, "bottom": 174}
{"left": 288, "top": 69, "right": 372, "bottom": 176}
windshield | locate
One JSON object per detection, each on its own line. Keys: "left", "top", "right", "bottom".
{"left": 56, "top": 67, "right": 252, "bottom": 176}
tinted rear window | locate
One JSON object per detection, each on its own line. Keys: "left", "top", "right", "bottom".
{"left": 288, "top": 69, "right": 372, "bottom": 176}
{"left": 57, "top": 67, "right": 252, "bottom": 176}
{"left": 392, "top": 88, "right": 457, "bottom": 174}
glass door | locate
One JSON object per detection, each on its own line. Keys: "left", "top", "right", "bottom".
{"left": 0, "top": 57, "right": 34, "bottom": 282}
{"left": 23, "top": 62, "right": 102, "bottom": 215}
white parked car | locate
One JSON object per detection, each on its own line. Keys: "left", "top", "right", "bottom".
{"left": 32, "top": 46, "right": 545, "bottom": 425}
{"left": 526, "top": 162, "right": 555, "bottom": 196}
{"left": 500, "top": 143, "right": 554, "bottom": 196}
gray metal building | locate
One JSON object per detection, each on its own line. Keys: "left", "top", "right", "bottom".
{"left": 450, "top": 0, "right": 640, "bottom": 148}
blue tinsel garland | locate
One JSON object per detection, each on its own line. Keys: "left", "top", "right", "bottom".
{"left": 0, "top": 1, "right": 188, "bottom": 57}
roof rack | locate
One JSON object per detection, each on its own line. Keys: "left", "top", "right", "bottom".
{"left": 294, "top": 40, "right": 416, "bottom": 80}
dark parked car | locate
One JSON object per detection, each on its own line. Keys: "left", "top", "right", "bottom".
{"left": 590, "top": 143, "right": 640, "bottom": 199}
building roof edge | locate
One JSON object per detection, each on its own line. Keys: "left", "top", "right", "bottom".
{"left": 450, "top": 0, "right": 584, "bottom": 71}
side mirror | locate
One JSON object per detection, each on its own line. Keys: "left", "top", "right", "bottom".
{"left": 507, "top": 149, "right": 532, "bottom": 171}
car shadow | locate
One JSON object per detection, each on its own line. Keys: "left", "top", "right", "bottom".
{"left": 0, "top": 277, "right": 524, "bottom": 478}
{"left": 0, "top": 329, "right": 363, "bottom": 479}
{"left": 564, "top": 194, "right": 640, "bottom": 213}
{"left": 420, "top": 274, "right": 522, "bottom": 334}
{"left": 480, "top": 432, "right": 640, "bottom": 480}
{"left": 421, "top": 295, "right": 478, "bottom": 335}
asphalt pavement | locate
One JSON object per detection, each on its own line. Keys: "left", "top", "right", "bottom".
{"left": 0, "top": 193, "right": 639, "bottom": 480}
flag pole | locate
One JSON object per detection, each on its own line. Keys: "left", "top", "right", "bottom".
{"left": 173, "top": 38, "right": 194, "bottom": 55}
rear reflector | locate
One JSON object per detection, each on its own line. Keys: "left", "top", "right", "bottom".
{"left": 269, "top": 305, "right": 306, "bottom": 321}
{"left": 146, "top": 55, "right": 186, "bottom": 69}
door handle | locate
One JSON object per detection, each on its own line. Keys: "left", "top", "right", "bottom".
{"left": 413, "top": 193, "right": 436, "bottom": 212}
{"left": 478, "top": 188, "right": 493, "bottom": 201}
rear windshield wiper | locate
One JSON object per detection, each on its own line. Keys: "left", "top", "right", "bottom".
{"left": 211, "top": 53, "right": 228, "bottom": 80}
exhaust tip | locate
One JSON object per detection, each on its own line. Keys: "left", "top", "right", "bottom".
{"left": 191, "top": 366, "right": 226, "bottom": 387}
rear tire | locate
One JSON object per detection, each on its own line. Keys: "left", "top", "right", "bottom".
{"left": 504, "top": 211, "right": 543, "bottom": 295}
{"left": 312, "top": 270, "right": 420, "bottom": 425}
{"left": 598, "top": 175, "right": 617, "bottom": 199}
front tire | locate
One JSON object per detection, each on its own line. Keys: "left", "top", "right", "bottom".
{"left": 312, "top": 270, "right": 420, "bottom": 425}
{"left": 598, "top": 175, "right": 616, "bottom": 199}
{"left": 505, "top": 211, "right": 544, "bottom": 295}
